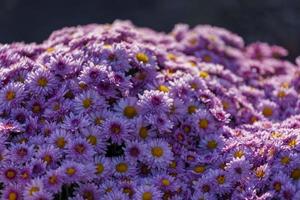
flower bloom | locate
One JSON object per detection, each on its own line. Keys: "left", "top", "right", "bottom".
{"left": 0, "top": 20, "right": 300, "bottom": 199}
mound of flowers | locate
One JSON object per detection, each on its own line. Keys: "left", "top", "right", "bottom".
{"left": 1, "top": 20, "right": 300, "bottom": 200}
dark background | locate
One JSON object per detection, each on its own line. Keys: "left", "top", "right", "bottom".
{"left": 0, "top": 0, "right": 299, "bottom": 59}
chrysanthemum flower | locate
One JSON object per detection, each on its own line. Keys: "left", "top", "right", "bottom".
{"left": 2, "top": 184, "right": 22, "bottom": 200}
{"left": 66, "top": 137, "right": 95, "bottom": 162}
{"left": 93, "top": 156, "right": 112, "bottom": 178}
{"left": 37, "top": 145, "right": 61, "bottom": 167}
{"left": 133, "top": 117, "right": 155, "bottom": 140}
{"left": 0, "top": 165, "right": 18, "bottom": 184}
{"left": 226, "top": 157, "right": 252, "bottom": 181}
{"left": 208, "top": 169, "right": 233, "bottom": 195}
{"left": 49, "top": 129, "right": 71, "bottom": 149}
{"left": 133, "top": 185, "right": 162, "bottom": 200}
{"left": 81, "top": 126, "right": 107, "bottom": 153}
{"left": 26, "top": 68, "right": 57, "bottom": 95}
{"left": 24, "top": 178, "right": 44, "bottom": 199}
{"left": 124, "top": 140, "right": 144, "bottom": 162}
{"left": 61, "top": 112, "right": 90, "bottom": 132}
{"left": 60, "top": 161, "right": 85, "bottom": 184}
{"left": 144, "top": 139, "right": 174, "bottom": 169}
{"left": 192, "top": 109, "right": 217, "bottom": 135}
{"left": 42, "top": 169, "right": 64, "bottom": 193}
{"left": 112, "top": 157, "right": 136, "bottom": 178}
{"left": 193, "top": 176, "right": 214, "bottom": 195}
{"left": 114, "top": 97, "right": 139, "bottom": 119}
{"left": 138, "top": 90, "right": 173, "bottom": 114}
{"left": 103, "top": 116, "right": 131, "bottom": 145}
{"left": 200, "top": 134, "right": 224, "bottom": 152}
{"left": 30, "top": 158, "right": 47, "bottom": 177}
{"left": 0, "top": 82, "right": 26, "bottom": 110}
{"left": 73, "top": 90, "right": 106, "bottom": 114}
{"left": 74, "top": 183, "right": 101, "bottom": 200}
{"left": 9, "top": 143, "right": 34, "bottom": 164}
{"left": 1, "top": 21, "right": 300, "bottom": 198}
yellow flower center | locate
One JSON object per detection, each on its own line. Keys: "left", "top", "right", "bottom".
{"left": 53, "top": 102, "right": 60, "bottom": 111}
{"left": 96, "top": 163, "right": 104, "bottom": 174}
{"left": 142, "top": 192, "right": 152, "bottom": 200}
{"left": 255, "top": 169, "right": 265, "bottom": 178}
{"left": 188, "top": 38, "right": 198, "bottom": 46}
{"left": 37, "top": 77, "right": 48, "bottom": 87}
{"left": 87, "top": 135, "right": 97, "bottom": 145}
{"left": 8, "top": 192, "right": 17, "bottom": 200}
{"left": 277, "top": 90, "right": 286, "bottom": 98}
{"left": 183, "top": 126, "right": 191, "bottom": 133}
{"left": 5, "top": 91, "right": 16, "bottom": 101}
{"left": 123, "top": 106, "right": 137, "bottom": 119}
{"left": 74, "top": 144, "right": 85, "bottom": 154}
{"left": 234, "top": 150, "right": 244, "bottom": 158}
{"left": 29, "top": 187, "right": 39, "bottom": 196}
{"left": 136, "top": 53, "right": 149, "bottom": 63}
{"left": 199, "top": 71, "right": 209, "bottom": 79}
{"left": 193, "top": 165, "right": 205, "bottom": 174}
{"left": 190, "top": 83, "right": 198, "bottom": 89}
{"left": 262, "top": 107, "right": 273, "bottom": 117}
{"left": 32, "top": 104, "right": 42, "bottom": 113}
{"left": 66, "top": 167, "right": 76, "bottom": 176}
{"left": 291, "top": 168, "right": 300, "bottom": 180}
{"left": 273, "top": 182, "right": 281, "bottom": 192}
{"left": 151, "top": 147, "right": 164, "bottom": 157}
{"left": 169, "top": 161, "right": 177, "bottom": 168}
{"left": 103, "top": 44, "right": 112, "bottom": 49}
{"left": 116, "top": 163, "right": 128, "bottom": 173}
{"left": 56, "top": 137, "right": 66, "bottom": 148}
{"left": 288, "top": 139, "right": 297, "bottom": 148}
{"left": 158, "top": 85, "right": 169, "bottom": 93}
{"left": 111, "top": 124, "right": 121, "bottom": 134}
{"left": 217, "top": 175, "right": 225, "bottom": 184}
{"left": 123, "top": 187, "right": 134, "bottom": 197}
{"left": 167, "top": 53, "right": 176, "bottom": 61}
{"left": 188, "top": 105, "right": 197, "bottom": 114}
{"left": 271, "top": 131, "right": 282, "bottom": 138}
{"left": 139, "top": 127, "right": 148, "bottom": 139}
{"left": 222, "top": 101, "right": 230, "bottom": 110}
{"left": 79, "top": 82, "right": 87, "bottom": 90}
{"left": 280, "top": 156, "right": 290, "bottom": 165}
{"left": 94, "top": 117, "right": 103, "bottom": 125}
{"left": 207, "top": 140, "right": 218, "bottom": 150}
{"left": 82, "top": 98, "right": 92, "bottom": 109}
{"left": 6, "top": 170, "right": 16, "bottom": 179}
{"left": 250, "top": 116, "right": 257, "bottom": 124}
{"left": 203, "top": 55, "right": 212, "bottom": 62}
{"left": 189, "top": 60, "right": 197, "bottom": 67}
{"left": 83, "top": 191, "right": 94, "bottom": 200}
{"left": 48, "top": 175, "right": 57, "bottom": 184}
{"left": 198, "top": 119, "right": 209, "bottom": 129}
{"left": 161, "top": 178, "right": 170, "bottom": 186}
{"left": 43, "top": 155, "right": 52, "bottom": 164}
{"left": 21, "top": 171, "right": 29, "bottom": 179}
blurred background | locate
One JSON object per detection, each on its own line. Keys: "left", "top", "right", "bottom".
{"left": 0, "top": 0, "right": 299, "bottom": 59}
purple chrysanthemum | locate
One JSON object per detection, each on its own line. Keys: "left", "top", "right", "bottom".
{"left": 144, "top": 139, "right": 174, "bottom": 169}
{"left": 102, "top": 116, "right": 131, "bottom": 145}
{"left": 26, "top": 68, "right": 57, "bottom": 95}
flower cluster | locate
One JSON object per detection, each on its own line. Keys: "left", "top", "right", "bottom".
{"left": 0, "top": 20, "right": 300, "bottom": 200}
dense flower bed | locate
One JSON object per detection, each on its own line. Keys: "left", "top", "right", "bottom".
{"left": 1, "top": 20, "right": 300, "bottom": 200}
